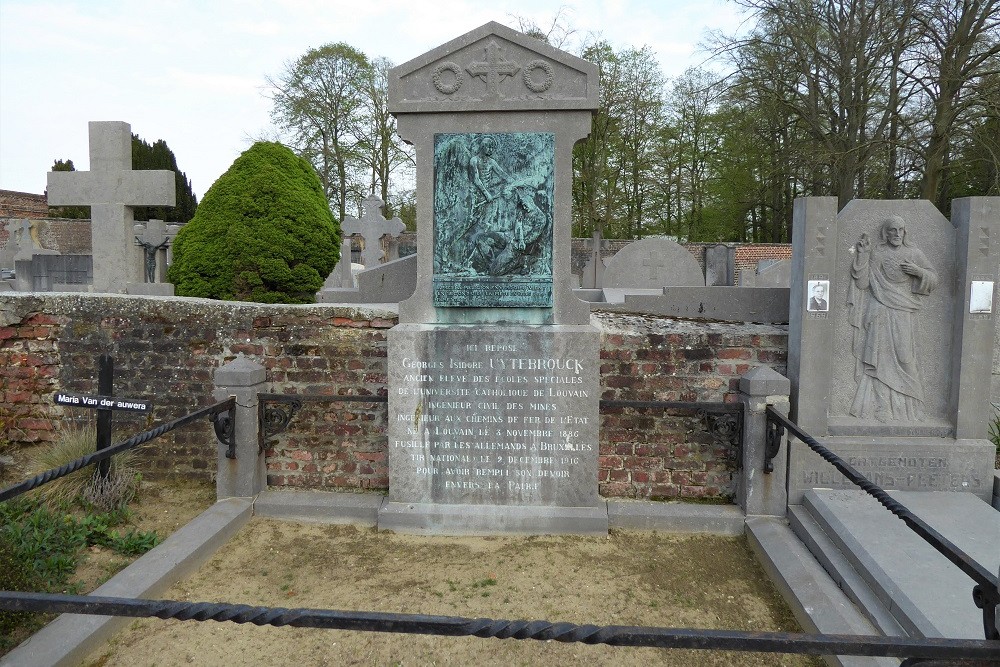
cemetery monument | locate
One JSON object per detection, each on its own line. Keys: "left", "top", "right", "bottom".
{"left": 787, "top": 197, "right": 1000, "bottom": 502}
{"left": 46, "top": 121, "right": 175, "bottom": 294}
{"left": 381, "top": 22, "right": 603, "bottom": 534}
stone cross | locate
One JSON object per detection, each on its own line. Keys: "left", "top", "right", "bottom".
{"left": 46, "top": 121, "right": 175, "bottom": 293}
{"left": 467, "top": 40, "right": 520, "bottom": 101}
{"left": 342, "top": 194, "right": 406, "bottom": 268}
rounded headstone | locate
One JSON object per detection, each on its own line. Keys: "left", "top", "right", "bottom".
{"left": 603, "top": 238, "right": 705, "bottom": 288}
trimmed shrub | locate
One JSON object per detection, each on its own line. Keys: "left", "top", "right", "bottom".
{"left": 168, "top": 142, "right": 340, "bottom": 303}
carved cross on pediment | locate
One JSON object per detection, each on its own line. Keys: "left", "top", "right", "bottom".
{"left": 466, "top": 40, "right": 520, "bottom": 101}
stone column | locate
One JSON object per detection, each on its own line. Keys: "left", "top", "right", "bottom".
{"left": 212, "top": 355, "right": 266, "bottom": 500}
{"left": 738, "top": 366, "right": 790, "bottom": 516}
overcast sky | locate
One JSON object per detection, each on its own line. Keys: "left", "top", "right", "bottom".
{"left": 0, "top": 0, "right": 745, "bottom": 200}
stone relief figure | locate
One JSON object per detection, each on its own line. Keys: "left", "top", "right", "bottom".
{"left": 847, "top": 216, "right": 937, "bottom": 421}
{"left": 433, "top": 132, "right": 553, "bottom": 281}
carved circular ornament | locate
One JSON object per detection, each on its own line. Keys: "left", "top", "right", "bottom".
{"left": 432, "top": 62, "right": 464, "bottom": 95}
{"left": 523, "top": 59, "right": 554, "bottom": 93}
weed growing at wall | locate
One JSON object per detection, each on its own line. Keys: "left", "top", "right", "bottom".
{"left": 30, "top": 424, "right": 140, "bottom": 510}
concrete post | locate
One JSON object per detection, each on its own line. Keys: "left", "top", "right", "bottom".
{"left": 738, "top": 367, "right": 790, "bottom": 516}
{"left": 213, "top": 355, "right": 267, "bottom": 500}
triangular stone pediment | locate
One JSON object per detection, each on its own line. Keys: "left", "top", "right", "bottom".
{"left": 389, "top": 21, "right": 599, "bottom": 113}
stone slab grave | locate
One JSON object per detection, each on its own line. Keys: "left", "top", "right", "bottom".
{"left": 790, "top": 489, "right": 1000, "bottom": 640}
{"left": 382, "top": 22, "right": 604, "bottom": 534}
{"left": 787, "top": 197, "right": 1000, "bottom": 503}
{"left": 602, "top": 236, "right": 705, "bottom": 304}
{"left": 46, "top": 121, "right": 175, "bottom": 294}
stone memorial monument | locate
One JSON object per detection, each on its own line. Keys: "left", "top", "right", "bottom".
{"left": 381, "top": 22, "right": 603, "bottom": 534}
{"left": 787, "top": 197, "right": 1000, "bottom": 502}
{"left": 46, "top": 121, "right": 175, "bottom": 294}
{"left": 324, "top": 195, "right": 405, "bottom": 289}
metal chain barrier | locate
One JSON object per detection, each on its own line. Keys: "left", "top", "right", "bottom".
{"left": 0, "top": 398, "right": 236, "bottom": 503}
{"left": 0, "top": 591, "right": 997, "bottom": 661}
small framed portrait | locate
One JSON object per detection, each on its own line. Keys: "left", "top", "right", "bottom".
{"left": 807, "top": 280, "right": 830, "bottom": 312}
{"left": 970, "top": 280, "right": 994, "bottom": 314}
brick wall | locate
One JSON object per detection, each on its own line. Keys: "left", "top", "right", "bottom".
{"left": 0, "top": 295, "right": 788, "bottom": 500}
{"left": 0, "top": 190, "right": 48, "bottom": 219}
{"left": 597, "top": 313, "right": 787, "bottom": 498}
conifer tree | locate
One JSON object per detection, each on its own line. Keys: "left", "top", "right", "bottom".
{"left": 167, "top": 142, "right": 339, "bottom": 303}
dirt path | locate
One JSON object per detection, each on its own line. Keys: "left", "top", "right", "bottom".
{"left": 83, "top": 517, "right": 822, "bottom": 667}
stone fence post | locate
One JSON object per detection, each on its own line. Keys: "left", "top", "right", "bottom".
{"left": 738, "top": 367, "right": 790, "bottom": 516}
{"left": 213, "top": 355, "right": 266, "bottom": 500}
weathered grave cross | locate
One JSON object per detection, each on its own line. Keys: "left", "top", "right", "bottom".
{"left": 466, "top": 40, "right": 520, "bottom": 100}
{"left": 46, "top": 122, "right": 175, "bottom": 293}
{"left": 641, "top": 251, "right": 666, "bottom": 282}
{"left": 342, "top": 194, "right": 406, "bottom": 268}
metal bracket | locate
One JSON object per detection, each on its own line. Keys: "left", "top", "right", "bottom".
{"left": 696, "top": 409, "right": 743, "bottom": 467}
{"left": 973, "top": 582, "right": 1000, "bottom": 641}
{"left": 258, "top": 397, "right": 303, "bottom": 455}
{"left": 764, "top": 412, "right": 785, "bottom": 474}
{"left": 211, "top": 409, "right": 236, "bottom": 460}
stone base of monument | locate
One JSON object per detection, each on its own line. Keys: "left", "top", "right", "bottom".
{"left": 788, "top": 436, "right": 995, "bottom": 504}
{"left": 126, "top": 282, "right": 175, "bottom": 296}
{"left": 378, "top": 501, "right": 608, "bottom": 536}
{"left": 385, "top": 323, "right": 604, "bottom": 535}
{"left": 52, "top": 283, "right": 91, "bottom": 293}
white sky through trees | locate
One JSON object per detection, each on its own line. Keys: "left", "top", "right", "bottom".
{"left": 0, "top": 0, "right": 742, "bottom": 199}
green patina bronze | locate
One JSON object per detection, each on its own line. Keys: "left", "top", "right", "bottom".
{"left": 433, "top": 132, "right": 554, "bottom": 307}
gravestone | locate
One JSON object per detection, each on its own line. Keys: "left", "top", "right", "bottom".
{"left": 316, "top": 254, "right": 417, "bottom": 303}
{"left": 704, "top": 243, "right": 734, "bottom": 286}
{"left": 602, "top": 236, "right": 705, "bottom": 304}
{"left": 46, "top": 121, "right": 175, "bottom": 294}
{"left": 787, "top": 197, "right": 1000, "bottom": 503}
{"left": 382, "top": 22, "right": 603, "bottom": 534}
{"left": 603, "top": 237, "right": 704, "bottom": 288}
{"left": 580, "top": 229, "right": 606, "bottom": 289}
{"left": 324, "top": 195, "right": 405, "bottom": 288}
{"left": 741, "top": 258, "right": 792, "bottom": 288}
{"left": 130, "top": 219, "right": 174, "bottom": 296}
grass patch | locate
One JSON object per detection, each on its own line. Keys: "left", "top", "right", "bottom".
{"left": 29, "top": 424, "right": 141, "bottom": 511}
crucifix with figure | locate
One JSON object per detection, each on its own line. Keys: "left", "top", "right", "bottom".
{"left": 46, "top": 121, "right": 175, "bottom": 294}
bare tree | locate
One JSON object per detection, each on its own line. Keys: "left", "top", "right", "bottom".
{"left": 909, "top": 0, "right": 1000, "bottom": 208}
{"left": 351, "top": 57, "right": 415, "bottom": 217}
{"left": 266, "top": 43, "right": 369, "bottom": 222}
